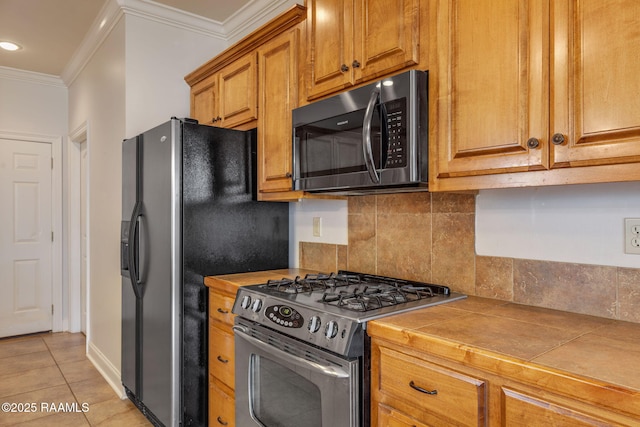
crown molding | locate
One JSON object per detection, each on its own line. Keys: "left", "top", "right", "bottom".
{"left": 0, "top": 66, "right": 65, "bottom": 88}
{"left": 61, "top": 0, "right": 124, "bottom": 86}
{"left": 60, "top": 0, "right": 301, "bottom": 87}
{"left": 224, "top": 0, "right": 301, "bottom": 43}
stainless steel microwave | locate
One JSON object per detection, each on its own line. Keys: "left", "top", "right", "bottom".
{"left": 293, "top": 70, "right": 428, "bottom": 194}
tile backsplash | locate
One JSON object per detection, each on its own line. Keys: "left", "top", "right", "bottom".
{"left": 299, "top": 192, "right": 640, "bottom": 323}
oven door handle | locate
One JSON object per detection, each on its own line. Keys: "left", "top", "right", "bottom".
{"left": 233, "top": 326, "right": 350, "bottom": 379}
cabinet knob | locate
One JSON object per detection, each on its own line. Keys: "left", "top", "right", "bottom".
{"left": 340, "top": 64, "right": 349, "bottom": 73}
{"left": 552, "top": 133, "right": 566, "bottom": 145}
{"left": 526, "top": 137, "right": 540, "bottom": 149}
{"left": 285, "top": 172, "right": 292, "bottom": 178}
{"left": 352, "top": 60, "right": 361, "bottom": 69}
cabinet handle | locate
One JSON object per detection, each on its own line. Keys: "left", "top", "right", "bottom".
{"left": 409, "top": 380, "right": 438, "bottom": 395}
{"left": 217, "top": 355, "right": 229, "bottom": 364}
{"left": 217, "top": 416, "right": 228, "bottom": 426}
{"left": 340, "top": 64, "right": 349, "bottom": 73}
{"left": 352, "top": 60, "right": 361, "bottom": 69}
{"left": 217, "top": 307, "right": 229, "bottom": 314}
{"left": 526, "top": 137, "right": 540, "bottom": 149}
{"left": 552, "top": 133, "right": 566, "bottom": 145}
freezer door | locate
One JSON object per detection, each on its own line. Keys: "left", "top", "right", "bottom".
{"left": 138, "top": 119, "right": 182, "bottom": 427}
{"left": 121, "top": 135, "right": 140, "bottom": 396}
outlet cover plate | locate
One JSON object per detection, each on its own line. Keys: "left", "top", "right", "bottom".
{"left": 624, "top": 218, "right": 640, "bottom": 255}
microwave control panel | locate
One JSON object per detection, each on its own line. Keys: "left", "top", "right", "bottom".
{"left": 384, "top": 97, "right": 407, "bottom": 168}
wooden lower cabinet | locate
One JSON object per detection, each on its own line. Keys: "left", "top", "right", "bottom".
{"left": 371, "top": 340, "right": 487, "bottom": 426}
{"left": 209, "top": 379, "right": 235, "bottom": 427}
{"left": 371, "top": 337, "right": 639, "bottom": 426}
{"left": 209, "top": 288, "right": 237, "bottom": 426}
{"left": 377, "top": 404, "right": 430, "bottom": 427}
{"left": 502, "top": 388, "right": 625, "bottom": 427}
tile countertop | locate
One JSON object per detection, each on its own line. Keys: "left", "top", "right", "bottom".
{"left": 204, "top": 270, "right": 640, "bottom": 415}
{"left": 368, "top": 296, "right": 640, "bottom": 415}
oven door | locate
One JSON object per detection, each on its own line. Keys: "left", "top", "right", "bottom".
{"left": 234, "top": 319, "right": 360, "bottom": 427}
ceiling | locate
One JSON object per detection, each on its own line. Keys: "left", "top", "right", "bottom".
{"left": 0, "top": 0, "right": 251, "bottom": 76}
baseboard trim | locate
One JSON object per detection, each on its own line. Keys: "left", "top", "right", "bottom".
{"left": 87, "top": 341, "right": 126, "bottom": 399}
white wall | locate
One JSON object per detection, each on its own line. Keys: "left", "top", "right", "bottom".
{"left": 68, "top": 16, "right": 127, "bottom": 391}
{"left": 476, "top": 182, "right": 640, "bottom": 268}
{"left": 124, "top": 15, "right": 227, "bottom": 136}
{"left": 0, "top": 70, "right": 68, "bottom": 329}
{"left": 289, "top": 199, "right": 349, "bottom": 267}
{"left": 0, "top": 74, "right": 68, "bottom": 134}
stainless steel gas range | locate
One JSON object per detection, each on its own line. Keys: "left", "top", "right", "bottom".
{"left": 231, "top": 271, "right": 466, "bottom": 427}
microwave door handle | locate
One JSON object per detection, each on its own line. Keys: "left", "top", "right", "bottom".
{"left": 363, "top": 88, "right": 381, "bottom": 183}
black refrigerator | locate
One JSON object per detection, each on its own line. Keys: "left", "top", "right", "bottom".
{"left": 120, "top": 118, "right": 289, "bottom": 427}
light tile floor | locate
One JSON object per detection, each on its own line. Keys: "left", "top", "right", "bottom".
{"left": 0, "top": 332, "right": 151, "bottom": 426}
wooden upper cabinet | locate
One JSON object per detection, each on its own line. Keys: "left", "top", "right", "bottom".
{"left": 551, "top": 0, "right": 640, "bottom": 168}
{"left": 306, "top": 0, "right": 423, "bottom": 100}
{"left": 191, "top": 73, "right": 218, "bottom": 127}
{"left": 430, "top": 0, "right": 549, "bottom": 179}
{"left": 190, "top": 53, "right": 257, "bottom": 129}
{"left": 353, "top": 0, "right": 421, "bottom": 82}
{"left": 306, "top": 0, "right": 354, "bottom": 98}
{"left": 430, "top": 0, "right": 640, "bottom": 190}
{"left": 218, "top": 53, "right": 257, "bottom": 128}
{"left": 257, "top": 27, "right": 300, "bottom": 196}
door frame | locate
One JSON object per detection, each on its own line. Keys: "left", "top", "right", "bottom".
{"left": 0, "top": 130, "right": 63, "bottom": 333}
{"left": 68, "top": 123, "right": 90, "bottom": 336}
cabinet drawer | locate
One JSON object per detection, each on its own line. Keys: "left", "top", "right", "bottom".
{"left": 377, "top": 404, "right": 430, "bottom": 427}
{"left": 378, "top": 346, "right": 486, "bottom": 426}
{"left": 210, "top": 290, "right": 235, "bottom": 326}
{"left": 209, "top": 379, "right": 235, "bottom": 427}
{"left": 503, "top": 388, "right": 624, "bottom": 427}
{"left": 209, "top": 323, "right": 235, "bottom": 389}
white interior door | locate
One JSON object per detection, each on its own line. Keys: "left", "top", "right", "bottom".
{"left": 0, "top": 138, "right": 53, "bottom": 338}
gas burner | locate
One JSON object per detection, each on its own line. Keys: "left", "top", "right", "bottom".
{"left": 400, "top": 285, "right": 435, "bottom": 299}
{"left": 264, "top": 272, "right": 363, "bottom": 294}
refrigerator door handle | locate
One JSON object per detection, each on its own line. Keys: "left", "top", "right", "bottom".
{"left": 128, "top": 200, "right": 143, "bottom": 297}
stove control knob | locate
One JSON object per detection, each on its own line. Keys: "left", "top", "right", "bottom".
{"left": 250, "top": 299, "right": 262, "bottom": 313}
{"left": 325, "top": 321, "right": 338, "bottom": 339}
{"left": 240, "top": 295, "right": 251, "bottom": 310}
{"left": 308, "top": 316, "right": 321, "bottom": 333}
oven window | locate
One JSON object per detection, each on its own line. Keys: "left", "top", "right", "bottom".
{"left": 250, "top": 354, "right": 322, "bottom": 427}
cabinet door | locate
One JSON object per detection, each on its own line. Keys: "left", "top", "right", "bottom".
{"left": 551, "top": 0, "right": 640, "bottom": 168}
{"left": 191, "top": 73, "right": 218, "bottom": 126}
{"left": 257, "top": 28, "right": 299, "bottom": 194}
{"left": 306, "top": 0, "right": 355, "bottom": 99}
{"left": 353, "top": 0, "right": 421, "bottom": 83}
{"left": 218, "top": 53, "right": 257, "bottom": 128}
{"left": 431, "top": 0, "right": 549, "bottom": 179}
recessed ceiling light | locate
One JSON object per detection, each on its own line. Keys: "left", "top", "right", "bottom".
{"left": 0, "top": 41, "right": 21, "bottom": 51}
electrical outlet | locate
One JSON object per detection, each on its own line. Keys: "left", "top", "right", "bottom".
{"left": 624, "top": 218, "right": 640, "bottom": 255}
{"left": 313, "top": 217, "right": 322, "bottom": 237}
